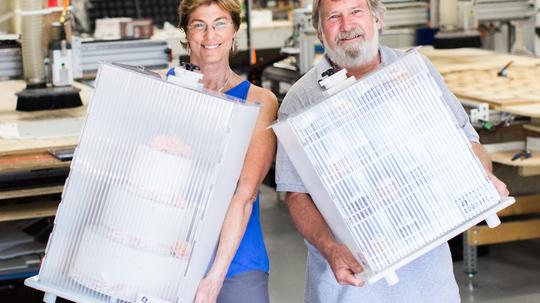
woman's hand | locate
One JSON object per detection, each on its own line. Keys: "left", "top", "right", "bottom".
{"left": 194, "top": 273, "right": 225, "bottom": 303}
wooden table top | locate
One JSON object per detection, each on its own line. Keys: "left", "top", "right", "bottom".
{"left": 0, "top": 81, "right": 92, "bottom": 158}
{"left": 420, "top": 47, "right": 540, "bottom": 116}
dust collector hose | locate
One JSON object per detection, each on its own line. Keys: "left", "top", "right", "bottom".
{"left": 21, "top": 0, "right": 46, "bottom": 85}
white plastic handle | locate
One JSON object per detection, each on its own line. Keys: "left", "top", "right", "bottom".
{"left": 167, "top": 67, "right": 204, "bottom": 91}
{"left": 319, "top": 68, "right": 347, "bottom": 89}
{"left": 385, "top": 271, "right": 399, "bottom": 286}
{"left": 485, "top": 214, "right": 501, "bottom": 228}
{"left": 43, "top": 293, "right": 57, "bottom": 303}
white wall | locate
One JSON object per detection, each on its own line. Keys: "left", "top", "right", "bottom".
{"left": 0, "top": 0, "right": 13, "bottom": 33}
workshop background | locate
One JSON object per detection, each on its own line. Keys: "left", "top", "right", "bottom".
{"left": 1, "top": 0, "right": 539, "bottom": 302}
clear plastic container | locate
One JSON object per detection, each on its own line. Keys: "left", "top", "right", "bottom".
{"left": 272, "top": 49, "right": 514, "bottom": 285}
{"left": 25, "top": 63, "right": 260, "bottom": 303}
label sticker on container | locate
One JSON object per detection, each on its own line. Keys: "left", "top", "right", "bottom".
{"left": 136, "top": 293, "right": 172, "bottom": 303}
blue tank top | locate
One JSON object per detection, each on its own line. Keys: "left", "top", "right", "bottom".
{"left": 223, "top": 80, "right": 269, "bottom": 278}
{"left": 167, "top": 68, "right": 269, "bottom": 277}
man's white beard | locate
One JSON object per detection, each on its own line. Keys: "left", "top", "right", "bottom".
{"left": 322, "top": 20, "right": 379, "bottom": 70}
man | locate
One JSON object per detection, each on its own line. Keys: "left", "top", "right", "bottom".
{"left": 275, "top": 0, "right": 509, "bottom": 302}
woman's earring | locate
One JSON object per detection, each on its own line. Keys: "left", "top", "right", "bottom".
{"left": 231, "top": 38, "right": 237, "bottom": 53}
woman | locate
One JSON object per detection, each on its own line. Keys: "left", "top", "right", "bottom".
{"left": 175, "top": 0, "right": 278, "bottom": 302}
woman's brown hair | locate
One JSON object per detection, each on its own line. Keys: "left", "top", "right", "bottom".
{"left": 178, "top": 0, "right": 242, "bottom": 49}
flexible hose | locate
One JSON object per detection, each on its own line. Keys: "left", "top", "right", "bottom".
{"left": 21, "top": 0, "right": 46, "bottom": 84}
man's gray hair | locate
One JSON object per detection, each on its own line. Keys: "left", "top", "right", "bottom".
{"left": 311, "top": 0, "right": 386, "bottom": 29}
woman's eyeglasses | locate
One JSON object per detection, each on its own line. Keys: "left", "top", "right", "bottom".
{"left": 188, "top": 20, "right": 233, "bottom": 33}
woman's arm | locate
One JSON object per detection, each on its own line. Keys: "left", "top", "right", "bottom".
{"left": 194, "top": 87, "right": 278, "bottom": 303}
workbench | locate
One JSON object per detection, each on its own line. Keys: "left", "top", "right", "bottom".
{"left": 0, "top": 80, "right": 92, "bottom": 279}
{"left": 421, "top": 47, "right": 540, "bottom": 289}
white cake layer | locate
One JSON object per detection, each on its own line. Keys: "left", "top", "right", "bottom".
{"left": 70, "top": 226, "right": 187, "bottom": 302}
{"left": 102, "top": 187, "right": 191, "bottom": 249}
{"left": 128, "top": 145, "right": 192, "bottom": 201}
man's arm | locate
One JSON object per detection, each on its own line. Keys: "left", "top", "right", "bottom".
{"left": 471, "top": 142, "right": 509, "bottom": 197}
{"left": 277, "top": 82, "right": 363, "bottom": 287}
{"left": 285, "top": 192, "right": 364, "bottom": 286}
{"left": 422, "top": 55, "right": 509, "bottom": 198}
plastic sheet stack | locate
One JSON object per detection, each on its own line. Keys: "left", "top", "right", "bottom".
{"left": 272, "top": 50, "right": 514, "bottom": 285}
{"left": 25, "top": 63, "right": 260, "bottom": 303}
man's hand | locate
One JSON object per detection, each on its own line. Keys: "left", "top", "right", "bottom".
{"left": 487, "top": 172, "right": 509, "bottom": 197}
{"left": 325, "top": 244, "right": 365, "bottom": 287}
{"left": 286, "top": 192, "right": 365, "bottom": 287}
{"left": 194, "top": 274, "right": 224, "bottom": 303}
{"left": 471, "top": 142, "right": 510, "bottom": 198}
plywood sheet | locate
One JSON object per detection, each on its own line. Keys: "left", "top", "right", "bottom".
{"left": 0, "top": 185, "right": 64, "bottom": 200}
{"left": 442, "top": 66, "right": 540, "bottom": 107}
{"left": 523, "top": 124, "right": 540, "bottom": 133}
{"left": 421, "top": 47, "right": 540, "bottom": 112}
{"left": 421, "top": 46, "right": 540, "bottom": 73}
{"left": 500, "top": 103, "right": 540, "bottom": 118}
{"left": 0, "top": 152, "right": 69, "bottom": 174}
{"left": 0, "top": 115, "right": 82, "bottom": 156}
{"left": 0, "top": 200, "right": 58, "bottom": 222}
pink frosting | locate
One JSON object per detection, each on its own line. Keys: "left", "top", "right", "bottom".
{"left": 149, "top": 135, "right": 193, "bottom": 158}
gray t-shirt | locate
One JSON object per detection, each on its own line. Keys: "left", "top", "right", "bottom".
{"left": 275, "top": 46, "right": 473, "bottom": 302}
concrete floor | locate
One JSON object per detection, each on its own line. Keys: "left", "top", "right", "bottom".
{"left": 2, "top": 185, "right": 538, "bottom": 303}
{"left": 258, "top": 185, "right": 540, "bottom": 303}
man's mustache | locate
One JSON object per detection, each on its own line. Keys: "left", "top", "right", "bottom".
{"left": 336, "top": 28, "right": 366, "bottom": 43}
